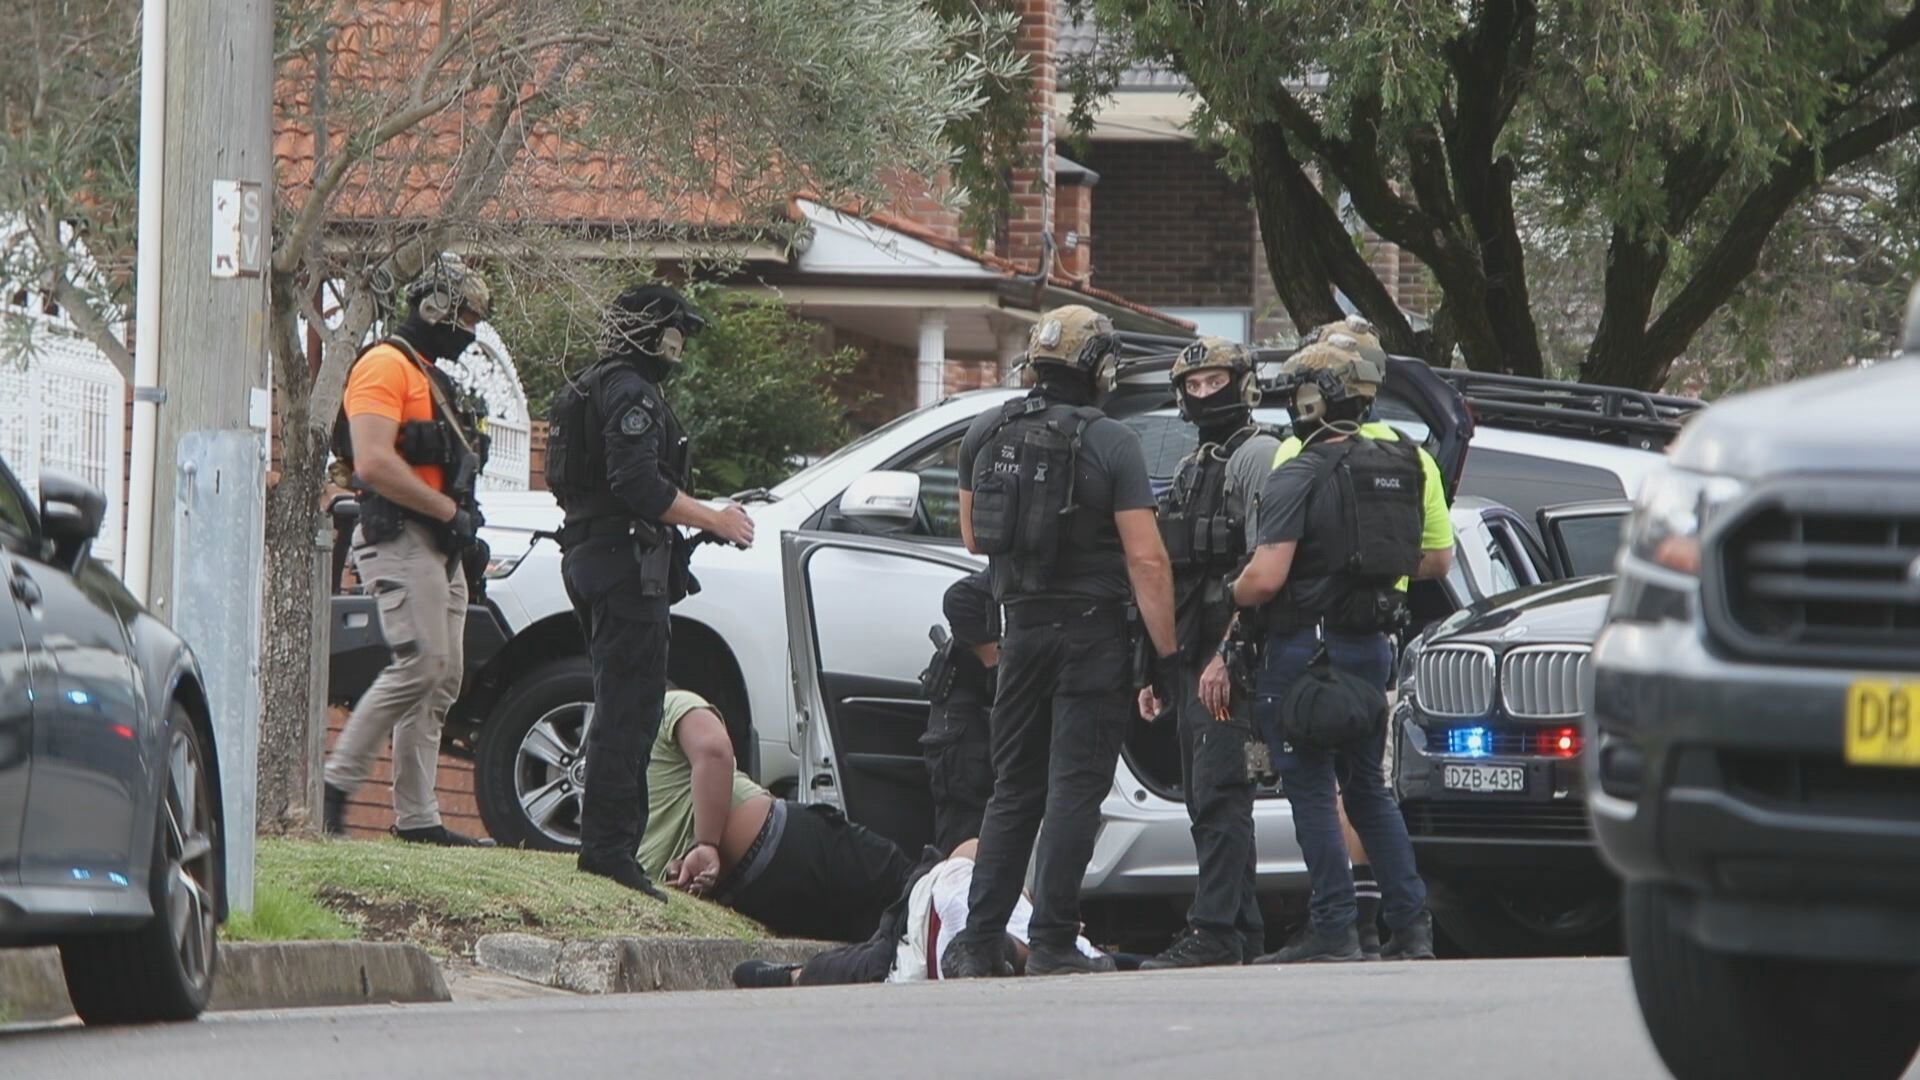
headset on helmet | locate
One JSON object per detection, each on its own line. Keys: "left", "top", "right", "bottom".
{"left": 406, "top": 253, "right": 492, "bottom": 327}
{"left": 1170, "top": 336, "right": 1260, "bottom": 421}
{"left": 601, "top": 283, "right": 708, "bottom": 364}
{"left": 1276, "top": 340, "right": 1384, "bottom": 427}
{"left": 1027, "top": 305, "right": 1120, "bottom": 383}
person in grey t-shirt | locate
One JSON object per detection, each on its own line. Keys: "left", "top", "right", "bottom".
{"left": 941, "top": 305, "right": 1179, "bottom": 980}
{"left": 1135, "top": 338, "right": 1278, "bottom": 970}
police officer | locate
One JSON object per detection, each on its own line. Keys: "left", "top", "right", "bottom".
{"left": 323, "top": 255, "right": 495, "bottom": 846}
{"left": 1136, "top": 338, "right": 1279, "bottom": 969}
{"left": 942, "top": 305, "right": 1179, "bottom": 978}
{"left": 1229, "top": 336, "right": 1454, "bottom": 962}
{"left": 544, "top": 283, "right": 756, "bottom": 895}
{"left": 919, "top": 568, "right": 998, "bottom": 853}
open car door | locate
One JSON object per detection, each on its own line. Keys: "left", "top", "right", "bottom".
{"left": 782, "top": 530, "right": 981, "bottom": 855}
{"left": 1536, "top": 500, "right": 1633, "bottom": 579}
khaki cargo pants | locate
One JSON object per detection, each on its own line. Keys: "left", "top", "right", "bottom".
{"left": 324, "top": 520, "right": 467, "bottom": 830}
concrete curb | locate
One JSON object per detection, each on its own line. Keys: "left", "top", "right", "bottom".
{"left": 476, "top": 933, "right": 828, "bottom": 993}
{"left": 0, "top": 941, "right": 449, "bottom": 1023}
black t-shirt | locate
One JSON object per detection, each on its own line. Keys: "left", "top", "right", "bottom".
{"left": 959, "top": 399, "right": 1156, "bottom": 603}
{"left": 1255, "top": 441, "right": 1351, "bottom": 623}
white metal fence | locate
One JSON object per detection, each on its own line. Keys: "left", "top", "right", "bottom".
{"left": 0, "top": 299, "right": 128, "bottom": 571}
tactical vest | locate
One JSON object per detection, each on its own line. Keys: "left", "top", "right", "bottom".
{"left": 967, "top": 394, "right": 1111, "bottom": 596}
{"left": 331, "top": 338, "right": 490, "bottom": 544}
{"left": 545, "top": 360, "right": 692, "bottom": 522}
{"left": 1162, "top": 427, "right": 1263, "bottom": 663}
{"left": 1285, "top": 433, "right": 1425, "bottom": 631}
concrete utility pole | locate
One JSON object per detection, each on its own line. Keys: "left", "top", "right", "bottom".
{"left": 132, "top": 0, "right": 275, "bottom": 910}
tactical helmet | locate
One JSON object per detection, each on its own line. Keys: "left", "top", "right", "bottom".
{"left": 406, "top": 253, "right": 491, "bottom": 327}
{"left": 602, "top": 283, "right": 707, "bottom": 364}
{"left": 1170, "top": 336, "right": 1259, "bottom": 423}
{"left": 1276, "top": 338, "right": 1384, "bottom": 426}
{"left": 1305, "top": 315, "right": 1387, "bottom": 369}
{"left": 1027, "top": 305, "right": 1120, "bottom": 379}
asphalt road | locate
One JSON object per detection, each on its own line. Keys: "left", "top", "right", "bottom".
{"left": 3, "top": 957, "right": 1910, "bottom": 1080}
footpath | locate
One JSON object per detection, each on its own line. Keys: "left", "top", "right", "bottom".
{"left": 0, "top": 838, "right": 820, "bottom": 1024}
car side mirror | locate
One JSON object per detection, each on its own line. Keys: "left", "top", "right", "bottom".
{"left": 39, "top": 469, "right": 106, "bottom": 567}
{"left": 840, "top": 470, "right": 921, "bottom": 526}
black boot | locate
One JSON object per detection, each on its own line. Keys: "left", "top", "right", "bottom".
{"left": 1381, "top": 910, "right": 1437, "bottom": 961}
{"left": 1026, "top": 943, "right": 1118, "bottom": 976}
{"left": 940, "top": 935, "right": 1013, "bottom": 979}
{"left": 577, "top": 852, "right": 669, "bottom": 902}
{"left": 1140, "top": 928, "right": 1242, "bottom": 970}
{"left": 1356, "top": 893, "right": 1383, "bottom": 960}
{"left": 392, "top": 823, "right": 496, "bottom": 848}
{"left": 1254, "top": 923, "right": 1363, "bottom": 964}
{"left": 322, "top": 784, "right": 349, "bottom": 837}
{"left": 732, "top": 960, "right": 800, "bottom": 989}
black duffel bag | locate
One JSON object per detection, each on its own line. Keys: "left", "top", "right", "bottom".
{"left": 1277, "top": 642, "right": 1388, "bottom": 750}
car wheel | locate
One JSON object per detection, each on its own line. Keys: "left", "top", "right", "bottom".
{"left": 59, "top": 708, "right": 220, "bottom": 1024}
{"left": 476, "top": 657, "right": 592, "bottom": 851}
{"left": 1626, "top": 882, "right": 1920, "bottom": 1080}
{"left": 1431, "top": 883, "right": 1620, "bottom": 957}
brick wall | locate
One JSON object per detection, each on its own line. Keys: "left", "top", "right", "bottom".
{"left": 1085, "top": 141, "right": 1255, "bottom": 310}
{"left": 828, "top": 327, "right": 919, "bottom": 431}
{"left": 943, "top": 357, "right": 1001, "bottom": 396}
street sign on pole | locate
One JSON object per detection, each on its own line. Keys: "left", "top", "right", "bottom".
{"left": 210, "top": 179, "right": 265, "bottom": 279}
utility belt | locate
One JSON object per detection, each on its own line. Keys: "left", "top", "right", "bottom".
{"left": 557, "top": 515, "right": 706, "bottom": 606}
{"left": 352, "top": 490, "right": 466, "bottom": 556}
{"left": 1003, "top": 597, "right": 1128, "bottom": 630}
{"left": 1267, "top": 582, "right": 1410, "bottom": 637}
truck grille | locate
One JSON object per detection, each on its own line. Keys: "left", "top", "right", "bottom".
{"left": 1715, "top": 502, "right": 1920, "bottom": 663}
{"left": 1500, "top": 647, "right": 1591, "bottom": 719}
{"left": 1401, "top": 801, "right": 1592, "bottom": 842}
{"left": 1414, "top": 645, "right": 1496, "bottom": 717}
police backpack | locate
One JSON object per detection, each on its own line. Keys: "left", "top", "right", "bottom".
{"left": 967, "top": 396, "right": 1100, "bottom": 592}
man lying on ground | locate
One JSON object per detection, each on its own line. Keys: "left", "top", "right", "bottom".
{"left": 644, "top": 689, "right": 911, "bottom": 942}
{"left": 730, "top": 838, "right": 1109, "bottom": 987}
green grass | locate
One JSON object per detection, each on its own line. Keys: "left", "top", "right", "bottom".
{"left": 253, "top": 837, "right": 766, "bottom": 957}
{"left": 225, "top": 881, "right": 356, "bottom": 943}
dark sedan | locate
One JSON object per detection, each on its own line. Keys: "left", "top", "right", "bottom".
{"left": 0, "top": 462, "right": 225, "bottom": 1024}
{"left": 1391, "top": 576, "right": 1615, "bottom": 956}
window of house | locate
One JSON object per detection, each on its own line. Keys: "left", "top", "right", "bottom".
{"left": 1160, "top": 308, "right": 1251, "bottom": 344}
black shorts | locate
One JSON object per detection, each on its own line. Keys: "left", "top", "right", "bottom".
{"left": 727, "top": 801, "right": 911, "bottom": 943}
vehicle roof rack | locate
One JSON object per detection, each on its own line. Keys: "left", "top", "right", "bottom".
{"left": 1432, "top": 369, "right": 1704, "bottom": 451}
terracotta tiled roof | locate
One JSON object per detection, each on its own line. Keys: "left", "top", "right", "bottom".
{"left": 793, "top": 198, "right": 1192, "bottom": 330}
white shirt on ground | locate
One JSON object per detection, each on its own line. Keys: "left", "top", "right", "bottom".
{"left": 890, "top": 856, "right": 1103, "bottom": 982}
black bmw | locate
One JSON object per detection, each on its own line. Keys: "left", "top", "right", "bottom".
{"left": 1391, "top": 575, "right": 1616, "bottom": 956}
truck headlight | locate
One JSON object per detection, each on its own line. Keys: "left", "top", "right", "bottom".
{"left": 1624, "top": 468, "right": 1744, "bottom": 576}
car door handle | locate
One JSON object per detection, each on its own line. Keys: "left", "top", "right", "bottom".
{"left": 9, "top": 567, "right": 41, "bottom": 607}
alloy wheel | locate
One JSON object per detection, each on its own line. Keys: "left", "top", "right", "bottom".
{"left": 513, "top": 702, "right": 590, "bottom": 846}
{"left": 164, "top": 727, "right": 218, "bottom": 991}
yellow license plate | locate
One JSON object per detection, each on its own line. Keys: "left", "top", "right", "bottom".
{"left": 1844, "top": 681, "right": 1920, "bottom": 767}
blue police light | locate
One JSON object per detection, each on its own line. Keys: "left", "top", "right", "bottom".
{"left": 66, "top": 689, "right": 92, "bottom": 706}
{"left": 1447, "top": 726, "right": 1492, "bottom": 757}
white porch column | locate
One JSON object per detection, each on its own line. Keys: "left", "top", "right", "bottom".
{"left": 916, "top": 310, "right": 947, "bottom": 408}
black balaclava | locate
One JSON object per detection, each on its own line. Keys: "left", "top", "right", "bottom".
{"left": 1185, "top": 379, "right": 1252, "bottom": 446}
{"left": 603, "top": 283, "right": 695, "bottom": 383}
{"left": 1033, "top": 365, "right": 1097, "bottom": 407}
{"left": 395, "top": 308, "right": 475, "bottom": 362}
